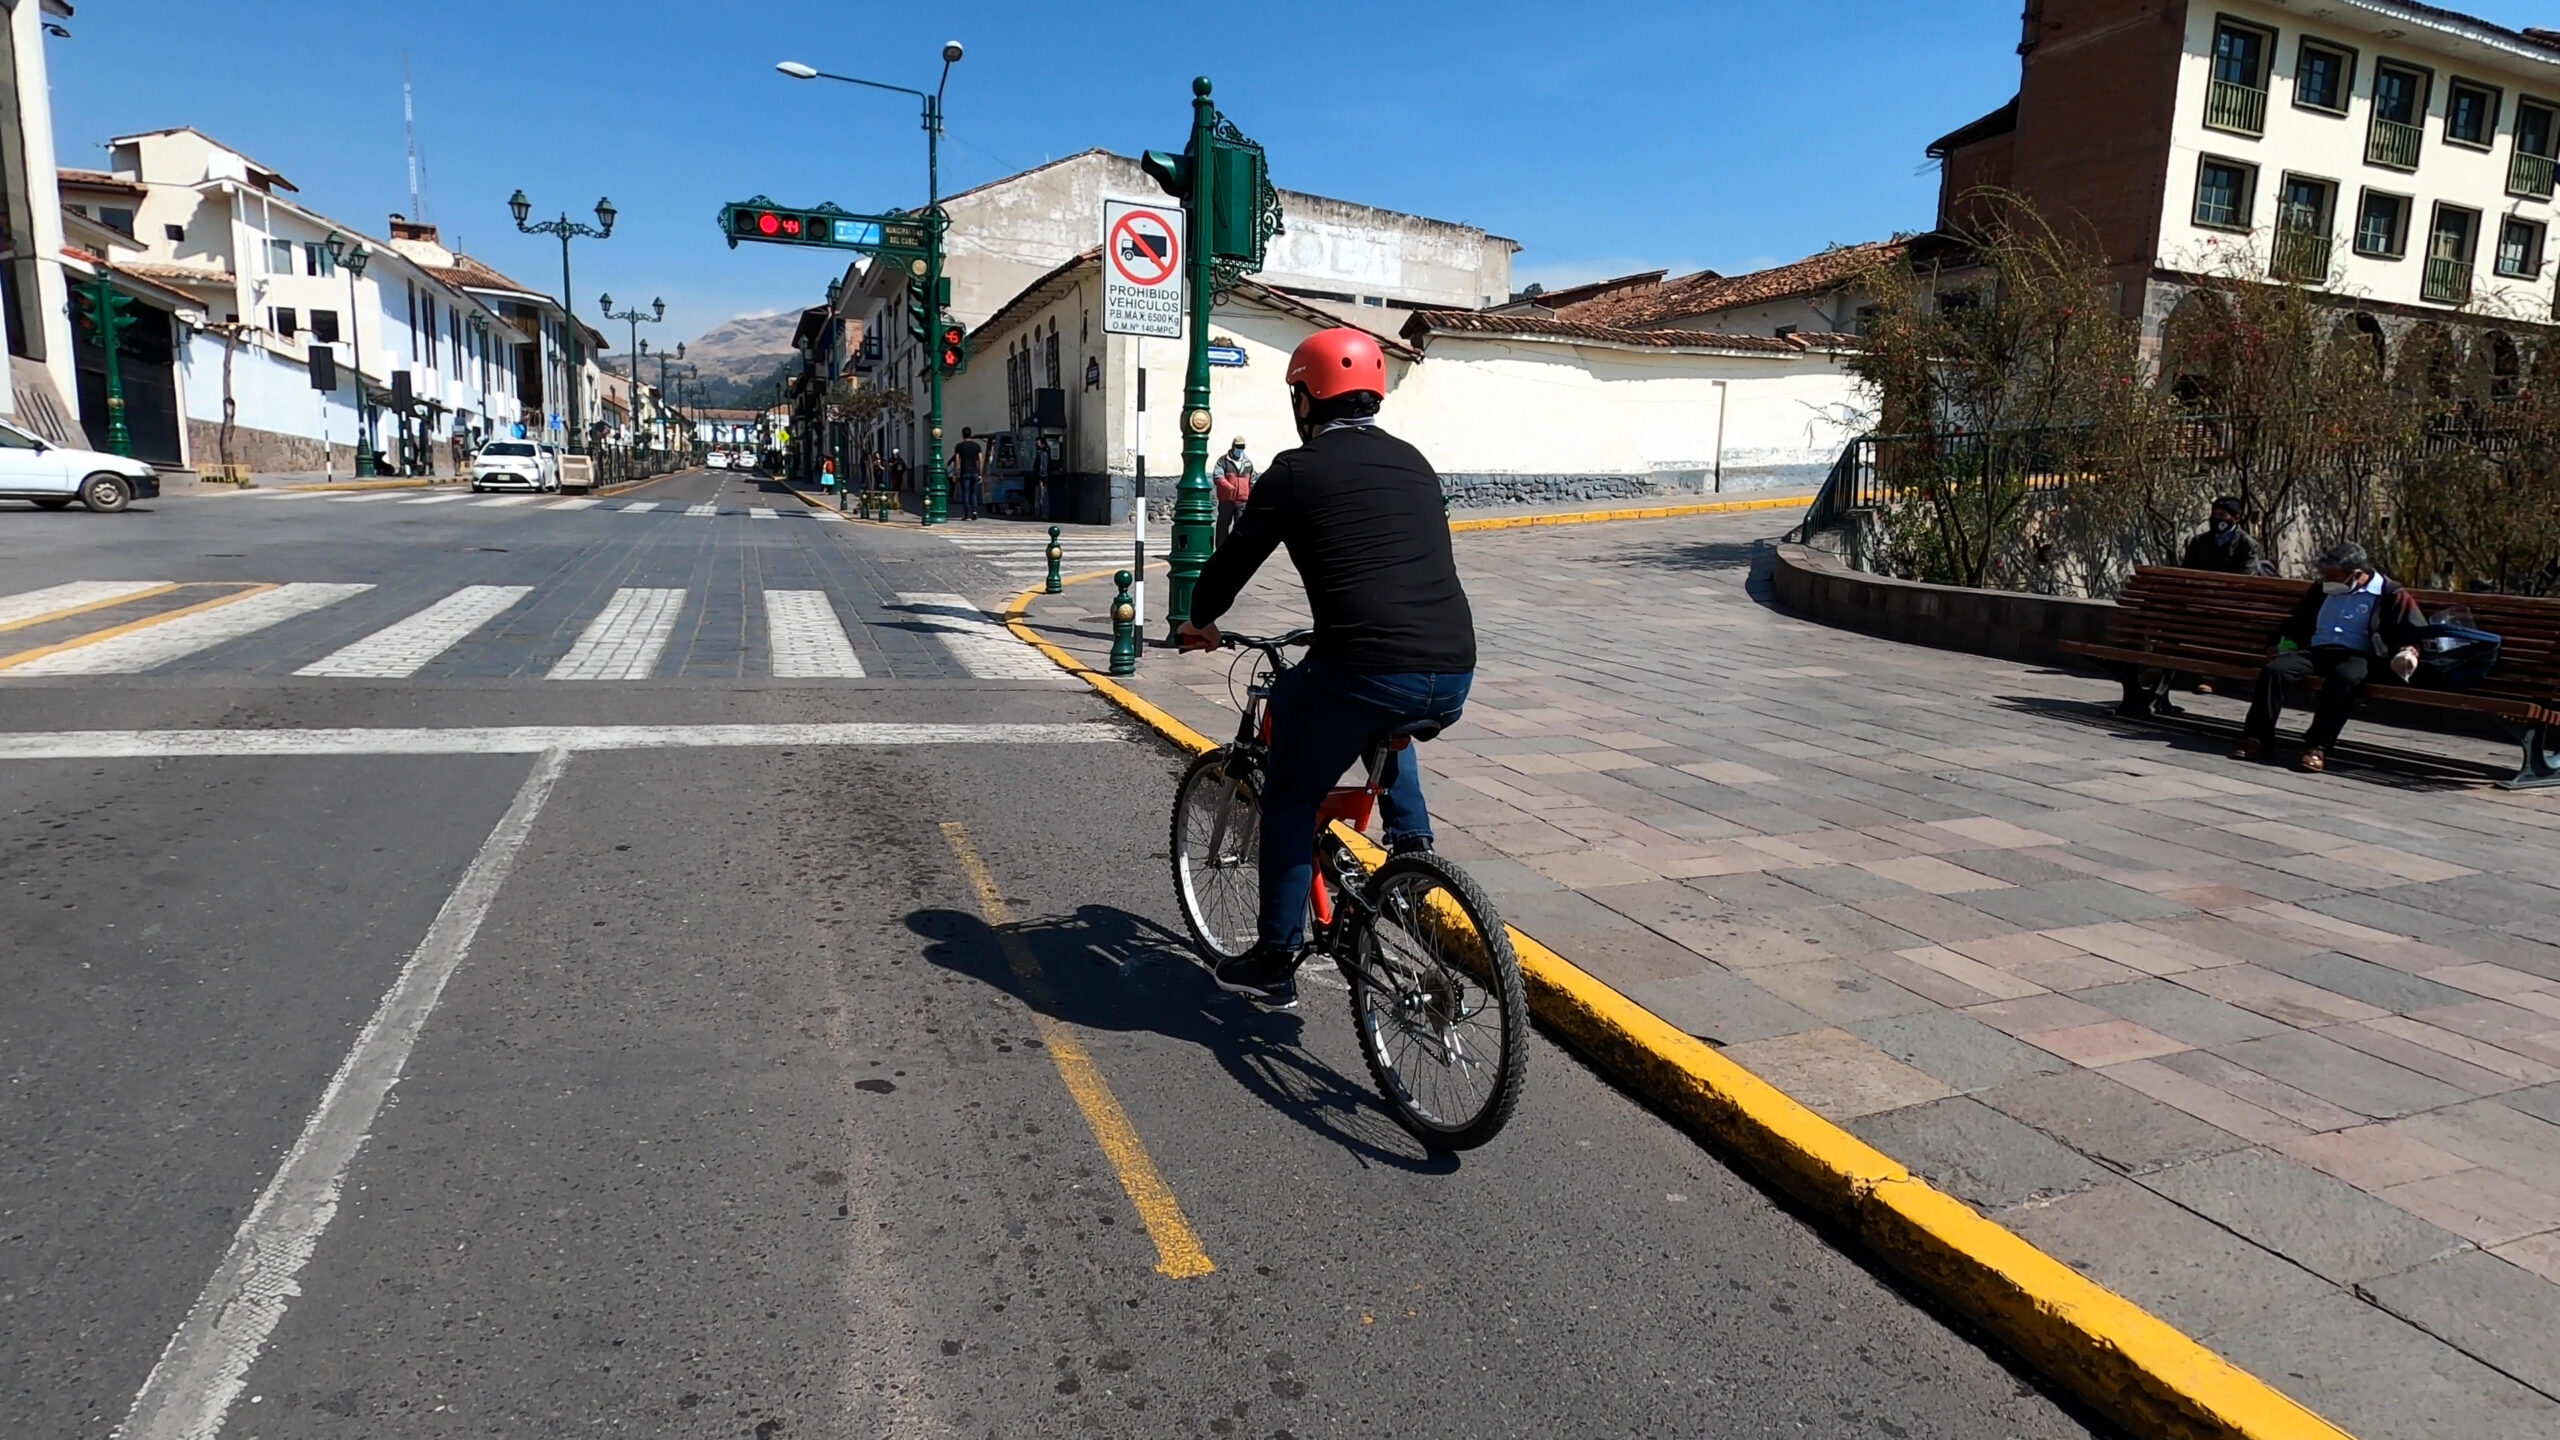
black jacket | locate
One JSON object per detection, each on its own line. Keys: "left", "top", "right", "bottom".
{"left": 2181, "top": 527, "right": 2265, "bottom": 575}
{"left": 1188, "top": 424, "right": 1476, "bottom": 674}
{"left": 2279, "top": 577, "right": 2426, "bottom": 656}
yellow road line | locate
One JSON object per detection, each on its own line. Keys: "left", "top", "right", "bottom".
{"left": 937, "top": 819, "right": 1216, "bottom": 1280}
{"left": 0, "top": 583, "right": 275, "bottom": 673}
{"left": 1000, "top": 592, "right": 2357, "bottom": 1440}
{"left": 0, "top": 582, "right": 182, "bottom": 636}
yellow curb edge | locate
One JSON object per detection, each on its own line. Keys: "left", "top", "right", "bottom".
{"left": 1005, "top": 569, "right": 2357, "bottom": 1440}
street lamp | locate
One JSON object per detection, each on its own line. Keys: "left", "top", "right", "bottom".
{"left": 776, "top": 38, "right": 962, "bottom": 524}
{"left": 323, "top": 230, "right": 376, "bottom": 475}
{"left": 600, "top": 292, "right": 663, "bottom": 454}
{"left": 510, "top": 189, "right": 615, "bottom": 455}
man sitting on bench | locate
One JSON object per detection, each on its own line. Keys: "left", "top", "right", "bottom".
{"left": 2236, "top": 542, "right": 2424, "bottom": 773}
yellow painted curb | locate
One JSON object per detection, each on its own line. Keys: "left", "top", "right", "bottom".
{"left": 0, "top": 582, "right": 182, "bottom": 636}
{"left": 0, "top": 583, "right": 276, "bottom": 672}
{"left": 1447, "top": 492, "right": 1810, "bottom": 533}
{"left": 1004, "top": 577, "right": 2357, "bottom": 1440}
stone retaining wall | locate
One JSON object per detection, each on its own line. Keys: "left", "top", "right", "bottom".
{"left": 1769, "top": 542, "right": 2118, "bottom": 669}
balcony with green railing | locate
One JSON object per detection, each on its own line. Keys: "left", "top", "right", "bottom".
{"left": 2368, "top": 117, "right": 2423, "bottom": 169}
{"left": 2511, "top": 149, "right": 2557, "bottom": 200}
{"left": 2205, "top": 79, "right": 2268, "bottom": 136}
{"left": 2269, "top": 228, "right": 2333, "bottom": 284}
{"left": 2422, "top": 255, "right": 2474, "bottom": 305}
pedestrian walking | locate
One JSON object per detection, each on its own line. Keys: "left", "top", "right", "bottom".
{"left": 822, "top": 456, "right": 838, "bottom": 491}
{"left": 1214, "top": 436, "right": 1257, "bottom": 547}
{"left": 890, "top": 450, "right": 908, "bottom": 496}
{"left": 955, "top": 427, "right": 985, "bottom": 520}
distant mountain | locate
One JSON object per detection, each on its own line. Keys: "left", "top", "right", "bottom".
{"left": 606, "top": 310, "right": 803, "bottom": 408}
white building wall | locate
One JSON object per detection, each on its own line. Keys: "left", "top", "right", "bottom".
{"left": 1384, "top": 337, "right": 1864, "bottom": 493}
{"left": 2158, "top": 1, "right": 2560, "bottom": 318}
{"left": 181, "top": 328, "right": 357, "bottom": 444}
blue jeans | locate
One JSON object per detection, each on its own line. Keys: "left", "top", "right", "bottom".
{"left": 1259, "top": 659, "right": 1472, "bottom": 947}
{"left": 957, "top": 472, "right": 981, "bottom": 516}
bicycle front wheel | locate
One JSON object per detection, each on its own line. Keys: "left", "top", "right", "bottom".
{"left": 1348, "top": 851, "right": 1528, "bottom": 1150}
{"left": 1169, "top": 746, "right": 1263, "bottom": 962}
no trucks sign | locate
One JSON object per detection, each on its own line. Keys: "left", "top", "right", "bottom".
{"left": 1102, "top": 198, "right": 1184, "bottom": 339}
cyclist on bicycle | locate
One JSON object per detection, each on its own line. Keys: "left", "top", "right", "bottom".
{"left": 1178, "top": 327, "right": 1476, "bottom": 1008}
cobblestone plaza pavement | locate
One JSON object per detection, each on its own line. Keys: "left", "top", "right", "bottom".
{"left": 1018, "top": 509, "right": 2560, "bottom": 1440}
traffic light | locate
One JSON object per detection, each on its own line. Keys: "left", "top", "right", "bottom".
{"left": 69, "top": 279, "right": 138, "bottom": 345}
{"left": 1141, "top": 148, "right": 1191, "bottom": 200}
{"left": 936, "top": 320, "right": 968, "bottom": 376}
{"left": 726, "top": 202, "right": 841, "bottom": 247}
{"left": 904, "top": 269, "right": 949, "bottom": 343}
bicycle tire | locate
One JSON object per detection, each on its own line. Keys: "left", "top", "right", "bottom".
{"left": 1346, "top": 851, "right": 1528, "bottom": 1150}
{"left": 1169, "top": 746, "right": 1264, "bottom": 963}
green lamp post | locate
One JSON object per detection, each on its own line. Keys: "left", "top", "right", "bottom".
{"left": 510, "top": 189, "right": 615, "bottom": 456}
{"left": 322, "top": 231, "right": 374, "bottom": 474}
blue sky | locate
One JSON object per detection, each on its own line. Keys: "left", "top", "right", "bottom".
{"left": 48, "top": 0, "right": 2555, "bottom": 349}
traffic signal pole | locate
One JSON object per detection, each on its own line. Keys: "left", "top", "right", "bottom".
{"left": 87, "top": 273, "right": 134, "bottom": 457}
{"left": 1164, "top": 78, "right": 1220, "bottom": 632}
{"left": 923, "top": 93, "right": 948, "bottom": 527}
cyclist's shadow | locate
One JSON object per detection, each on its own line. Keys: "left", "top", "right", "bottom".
{"left": 906, "top": 902, "right": 1459, "bottom": 1174}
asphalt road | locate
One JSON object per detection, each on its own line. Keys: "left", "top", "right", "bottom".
{"left": 0, "top": 473, "right": 2104, "bottom": 1438}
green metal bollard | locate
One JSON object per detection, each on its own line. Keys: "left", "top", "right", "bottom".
{"left": 1045, "top": 526, "right": 1064, "bottom": 595}
{"left": 1108, "top": 569, "right": 1140, "bottom": 676}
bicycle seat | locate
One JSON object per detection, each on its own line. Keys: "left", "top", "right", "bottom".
{"left": 1376, "top": 717, "right": 1444, "bottom": 746}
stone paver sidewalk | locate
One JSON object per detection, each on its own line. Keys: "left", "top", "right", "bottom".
{"left": 1017, "top": 510, "right": 2560, "bottom": 1440}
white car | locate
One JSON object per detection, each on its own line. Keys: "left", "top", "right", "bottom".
{"left": 471, "top": 440, "right": 560, "bottom": 493}
{"left": 0, "top": 417, "right": 159, "bottom": 512}
{"left": 705, "top": 450, "right": 731, "bottom": 470}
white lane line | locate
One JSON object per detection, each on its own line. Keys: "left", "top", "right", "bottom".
{"left": 294, "top": 585, "right": 533, "bottom": 678}
{"left": 806, "top": 508, "right": 846, "bottom": 523}
{"left": 764, "top": 590, "right": 865, "bottom": 678}
{"left": 683, "top": 503, "right": 716, "bottom": 517}
{"left": 547, "top": 587, "right": 686, "bottom": 680}
{"left": 472, "top": 495, "right": 537, "bottom": 508}
{"left": 9, "top": 583, "right": 374, "bottom": 676}
{"left": 255, "top": 490, "right": 331, "bottom": 501}
{"left": 112, "top": 747, "right": 571, "bottom": 1440}
{"left": 545, "top": 497, "right": 599, "bottom": 511}
{"left": 397, "top": 494, "right": 469, "bottom": 506}
{"left": 749, "top": 506, "right": 779, "bottom": 519}
{"left": 0, "top": 580, "right": 167, "bottom": 629}
{"left": 893, "top": 591, "right": 1061, "bottom": 680}
{"left": 0, "top": 722, "right": 1126, "bottom": 759}
{"left": 616, "top": 502, "right": 659, "bottom": 514}
{"left": 324, "top": 492, "right": 401, "bottom": 504}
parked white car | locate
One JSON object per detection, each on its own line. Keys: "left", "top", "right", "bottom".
{"left": 0, "top": 418, "right": 159, "bottom": 512}
{"left": 471, "top": 440, "right": 560, "bottom": 493}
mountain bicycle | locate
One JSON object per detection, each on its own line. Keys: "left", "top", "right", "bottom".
{"left": 1168, "top": 630, "right": 1527, "bottom": 1150}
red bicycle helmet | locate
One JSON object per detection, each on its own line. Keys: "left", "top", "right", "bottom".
{"left": 1285, "top": 327, "right": 1388, "bottom": 400}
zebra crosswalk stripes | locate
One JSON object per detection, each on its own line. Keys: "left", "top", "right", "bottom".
{"left": 894, "top": 593, "right": 1060, "bottom": 680}
{"left": 683, "top": 503, "right": 715, "bottom": 517}
{"left": 924, "top": 527, "right": 1148, "bottom": 586}
{"left": 6, "top": 583, "right": 373, "bottom": 675}
{"left": 295, "top": 585, "right": 531, "bottom": 678}
{"left": 619, "top": 502, "right": 659, "bottom": 514}
{"left": 548, "top": 588, "right": 686, "bottom": 680}
{"left": 763, "top": 590, "right": 865, "bottom": 678}
{"left": 0, "top": 580, "right": 169, "bottom": 630}
{"left": 473, "top": 495, "right": 538, "bottom": 508}
{"left": 547, "top": 497, "right": 600, "bottom": 511}
{"left": 399, "top": 494, "right": 469, "bottom": 505}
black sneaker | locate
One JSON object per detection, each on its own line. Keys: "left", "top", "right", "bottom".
{"left": 1388, "top": 834, "right": 1435, "bottom": 857}
{"left": 1213, "top": 942, "right": 1302, "bottom": 1009}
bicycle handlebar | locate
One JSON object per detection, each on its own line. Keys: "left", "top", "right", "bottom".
{"left": 1219, "top": 629, "right": 1314, "bottom": 652}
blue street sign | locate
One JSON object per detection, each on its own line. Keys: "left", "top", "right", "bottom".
{"left": 1207, "top": 344, "right": 1248, "bottom": 367}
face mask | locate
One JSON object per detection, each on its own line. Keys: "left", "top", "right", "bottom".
{"left": 1229, "top": 446, "right": 1244, "bottom": 457}
{"left": 2321, "top": 581, "right": 2351, "bottom": 595}
{"left": 2211, "top": 518, "right": 2234, "bottom": 534}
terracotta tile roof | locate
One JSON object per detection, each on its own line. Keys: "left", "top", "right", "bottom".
{"left": 1397, "top": 309, "right": 1849, "bottom": 355}
{"left": 427, "top": 253, "right": 544, "bottom": 298}
{"left": 57, "top": 167, "right": 147, "bottom": 197}
{"left": 1561, "top": 240, "right": 1905, "bottom": 328}
{"left": 113, "top": 259, "right": 234, "bottom": 288}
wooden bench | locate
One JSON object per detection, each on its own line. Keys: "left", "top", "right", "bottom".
{"left": 2058, "top": 566, "right": 2560, "bottom": 788}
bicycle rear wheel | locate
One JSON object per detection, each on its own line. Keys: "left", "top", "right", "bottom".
{"left": 1169, "top": 746, "right": 1263, "bottom": 962}
{"left": 1347, "top": 851, "right": 1527, "bottom": 1150}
